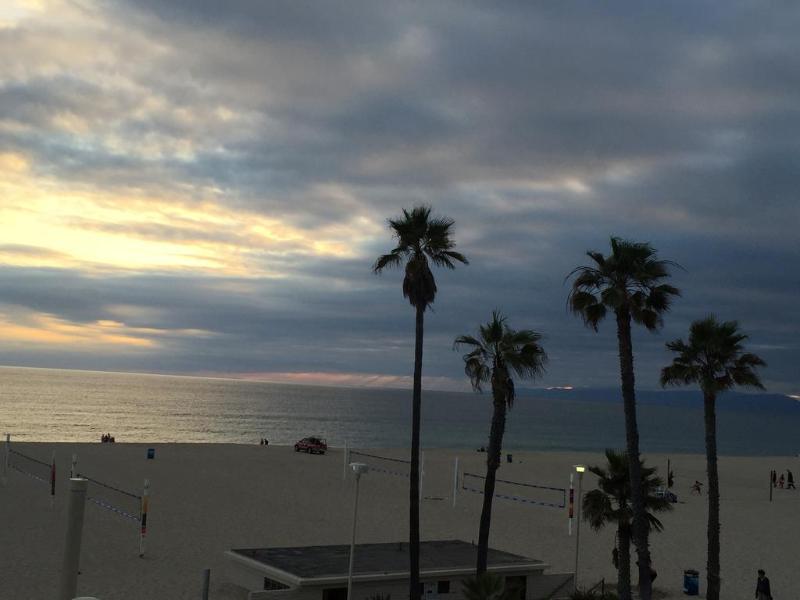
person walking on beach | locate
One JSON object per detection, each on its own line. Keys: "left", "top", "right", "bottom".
{"left": 778, "top": 473, "right": 785, "bottom": 489}
{"left": 787, "top": 469, "right": 795, "bottom": 489}
{"left": 771, "top": 469, "right": 777, "bottom": 488}
{"left": 755, "top": 569, "right": 772, "bottom": 600}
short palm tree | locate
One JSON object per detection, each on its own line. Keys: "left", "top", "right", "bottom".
{"left": 454, "top": 311, "right": 547, "bottom": 573}
{"left": 373, "top": 205, "right": 467, "bottom": 600}
{"left": 660, "top": 317, "right": 765, "bottom": 600}
{"left": 583, "top": 450, "right": 672, "bottom": 600}
{"left": 567, "top": 237, "right": 679, "bottom": 600}
{"left": 462, "top": 572, "right": 520, "bottom": 600}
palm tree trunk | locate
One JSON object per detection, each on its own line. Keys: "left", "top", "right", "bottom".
{"left": 703, "top": 390, "right": 721, "bottom": 600}
{"left": 409, "top": 304, "right": 424, "bottom": 600}
{"left": 615, "top": 308, "right": 652, "bottom": 600}
{"left": 617, "top": 524, "right": 632, "bottom": 600}
{"left": 476, "top": 386, "right": 507, "bottom": 573}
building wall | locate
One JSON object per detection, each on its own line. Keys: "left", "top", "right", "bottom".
{"left": 246, "top": 572, "right": 570, "bottom": 600}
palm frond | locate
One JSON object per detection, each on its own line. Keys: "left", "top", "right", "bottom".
{"left": 372, "top": 250, "right": 404, "bottom": 274}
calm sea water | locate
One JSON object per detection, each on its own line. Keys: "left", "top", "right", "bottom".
{"left": 0, "top": 366, "right": 797, "bottom": 455}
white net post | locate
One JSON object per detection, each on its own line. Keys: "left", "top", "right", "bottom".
{"left": 419, "top": 451, "right": 425, "bottom": 502}
{"left": 452, "top": 457, "right": 459, "bottom": 508}
{"left": 568, "top": 472, "right": 574, "bottom": 536}
{"left": 343, "top": 440, "right": 349, "bottom": 481}
{"left": 59, "top": 478, "right": 88, "bottom": 600}
{"left": 2, "top": 433, "right": 8, "bottom": 486}
{"left": 139, "top": 479, "right": 150, "bottom": 557}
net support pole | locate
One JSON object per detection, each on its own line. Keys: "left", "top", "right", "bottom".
{"left": 70, "top": 453, "right": 77, "bottom": 479}
{"left": 452, "top": 457, "right": 459, "bottom": 508}
{"left": 59, "top": 478, "right": 88, "bottom": 600}
{"left": 343, "top": 440, "right": 349, "bottom": 481}
{"left": 50, "top": 451, "right": 56, "bottom": 509}
{"left": 419, "top": 451, "right": 425, "bottom": 502}
{"left": 139, "top": 479, "right": 150, "bottom": 557}
{"left": 568, "top": 473, "right": 574, "bottom": 536}
{"left": 2, "top": 433, "right": 8, "bottom": 486}
{"left": 202, "top": 568, "right": 211, "bottom": 600}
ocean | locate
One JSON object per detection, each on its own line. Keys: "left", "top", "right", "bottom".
{"left": 1, "top": 366, "right": 797, "bottom": 455}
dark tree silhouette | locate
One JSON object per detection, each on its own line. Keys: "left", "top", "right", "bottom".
{"left": 373, "top": 206, "right": 467, "bottom": 600}
{"left": 567, "top": 237, "right": 680, "bottom": 600}
{"left": 454, "top": 311, "right": 547, "bottom": 573}
{"left": 661, "top": 316, "right": 765, "bottom": 600}
{"left": 583, "top": 450, "right": 672, "bottom": 600}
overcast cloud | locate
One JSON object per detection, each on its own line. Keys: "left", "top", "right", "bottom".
{"left": 0, "top": 0, "right": 797, "bottom": 393}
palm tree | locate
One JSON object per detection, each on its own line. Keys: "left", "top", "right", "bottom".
{"left": 583, "top": 450, "right": 672, "bottom": 600}
{"left": 660, "top": 316, "right": 765, "bottom": 600}
{"left": 462, "top": 572, "right": 520, "bottom": 600}
{"left": 567, "top": 237, "right": 680, "bottom": 600}
{"left": 373, "top": 205, "right": 468, "bottom": 600}
{"left": 454, "top": 311, "right": 547, "bottom": 573}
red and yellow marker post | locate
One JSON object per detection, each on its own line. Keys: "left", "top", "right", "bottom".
{"left": 568, "top": 472, "right": 574, "bottom": 535}
{"left": 50, "top": 451, "right": 56, "bottom": 509}
{"left": 139, "top": 479, "right": 150, "bottom": 557}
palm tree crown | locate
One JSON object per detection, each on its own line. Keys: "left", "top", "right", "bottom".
{"left": 584, "top": 449, "right": 671, "bottom": 535}
{"left": 660, "top": 316, "right": 766, "bottom": 393}
{"left": 454, "top": 310, "right": 547, "bottom": 402}
{"left": 567, "top": 237, "right": 681, "bottom": 330}
{"left": 373, "top": 205, "right": 468, "bottom": 310}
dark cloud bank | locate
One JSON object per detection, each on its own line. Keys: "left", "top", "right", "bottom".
{"left": 0, "top": 1, "right": 798, "bottom": 391}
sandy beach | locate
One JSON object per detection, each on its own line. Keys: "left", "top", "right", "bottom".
{"left": 1, "top": 443, "right": 797, "bottom": 600}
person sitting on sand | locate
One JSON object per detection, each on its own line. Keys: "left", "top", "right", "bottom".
{"left": 691, "top": 480, "right": 703, "bottom": 495}
{"left": 787, "top": 470, "right": 795, "bottom": 489}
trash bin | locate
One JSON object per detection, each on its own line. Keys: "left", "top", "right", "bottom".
{"left": 683, "top": 569, "right": 699, "bottom": 595}
{"left": 506, "top": 453, "right": 513, "bottom": 463}
{"left": 147, "top": 448, "right": 155, "bottom": 460}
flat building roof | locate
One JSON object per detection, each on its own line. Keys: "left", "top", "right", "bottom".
{"left": 230, "top": 540, "right": 544, "bottom": 581}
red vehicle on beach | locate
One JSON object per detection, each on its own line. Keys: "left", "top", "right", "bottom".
{"left": 294, "top": 437, "right": 327, "bottom": 454}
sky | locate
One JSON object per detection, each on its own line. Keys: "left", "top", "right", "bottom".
{"left": 0, "top": 0, "right": 798, "bottom": 393}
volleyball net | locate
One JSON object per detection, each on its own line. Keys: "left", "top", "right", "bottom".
{"left": 461, "top": 471, "right": 566, "bottom": 509}
{"left": 76, "top": 470, "right": 150, "bottom": 556}
{"left": 348, "top": 450, "right": 411, "bottom": 479}
{"left": 8, "top": 447, "right": 53, "bottom": 486}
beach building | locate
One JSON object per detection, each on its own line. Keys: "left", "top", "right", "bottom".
{"left": 225, "top": 539, "right": 573, "bottom": 600}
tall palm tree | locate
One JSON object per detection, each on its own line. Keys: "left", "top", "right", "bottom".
{"left": 454, "top": 311, "right": 547, "bottom": 573}
{"left": 660, "top": 317, "right": 765, "bottom": 600}
{"left": 567, "top": 237, "right": 680, "bottom": 600}
{"left": 373, "top": 205, "right": 468, "bottom": 600}
{"left": 583, "top": 449, "right": 672, "bottom": 600}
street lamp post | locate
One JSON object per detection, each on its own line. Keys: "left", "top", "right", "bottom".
{"left": 347, "top": 463, "right": 369, "bottom": 600}
{"left": 573, "top": 465, "right": 586, "bottom": 591}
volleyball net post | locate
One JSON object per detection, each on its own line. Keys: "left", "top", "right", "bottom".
{"left": 59, "top": 477, "right": 88, "bottom": 600}
{"left": 70, "top": 453, "right": 78, "bottom": 479}
{"left": 139, "top": 478, "right": 150, "bottom": 558}
{"left": 50, "top": 451, "right": 56, "bottom": 509}
{"left": 419, "top": 451, "right": 425, "bottom": 502}
{"left": 452, "top": 456, "right": 459, "bottom": 508}
{"left": 2, "top": 433, "right": 8, "bottom": 486}
{"left": 343, "top": 440, "right": 350, "bottom": 481}
{"left": 568, "top": 473, "right": 574, "bottom": 536}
